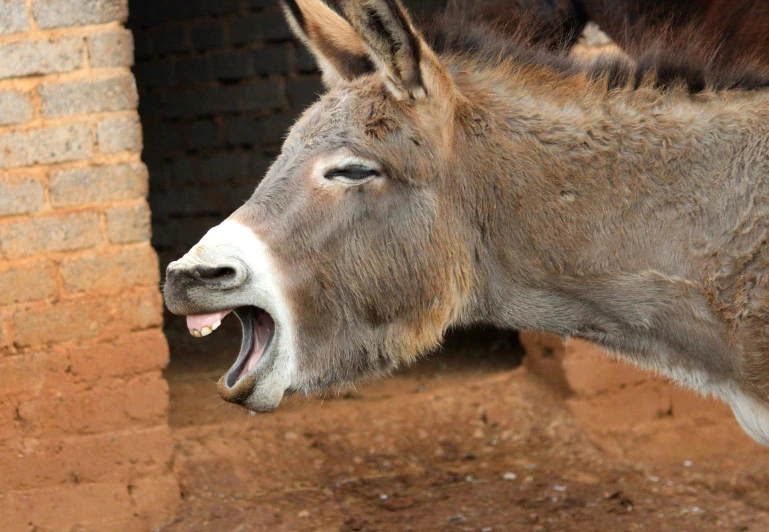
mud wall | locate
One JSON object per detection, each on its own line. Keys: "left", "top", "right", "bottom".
{"left": 0, "top": 1, "right": 179, "bottom": 530}
{"left": 521, "top": 330, "right": 736, "bottom": 458}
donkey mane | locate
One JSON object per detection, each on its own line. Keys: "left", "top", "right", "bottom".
{"left": 422, "top": 9, "right": 769, "bottom": 94}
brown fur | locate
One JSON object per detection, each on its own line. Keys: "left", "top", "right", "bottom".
{"left": 283, "top": 0, "right": 374, "bottom": 86}
{"left": 584, "top": 0, "right": 769, "bottom": 71}
{"left": 426, "top": 5, "right": 769, "bottom": 94}
{"left": 463, "top": 0, "right": 769, "bottom": 72}
{"left": 164, "top": 0, "right": 769, "bottom": 442}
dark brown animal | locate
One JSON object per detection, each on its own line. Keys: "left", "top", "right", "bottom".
{"left": 465, "top": 0, "right": 769, "bottom": 70}
{"left": 164, "top": 0, "right": 769, "bottom": 446}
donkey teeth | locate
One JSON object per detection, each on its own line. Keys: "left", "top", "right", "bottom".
{"left": 189, "top": 320, "right": 221, "bottom": 338}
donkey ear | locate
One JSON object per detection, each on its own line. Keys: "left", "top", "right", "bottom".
{"left": 282, "top": 0, "right": 375, "bottom": 89}
{"left": 339, "top": 0, "right": 446, "bottom": 101}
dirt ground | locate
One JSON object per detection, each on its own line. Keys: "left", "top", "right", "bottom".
{"left": 160, "top": 327, "right": 769, "bottom": 532}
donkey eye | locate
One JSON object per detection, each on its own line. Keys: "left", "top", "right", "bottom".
{"left": 324, "top": 165, "right": 380, "bottom": 182}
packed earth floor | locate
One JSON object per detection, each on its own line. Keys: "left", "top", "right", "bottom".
{"left": 160, "top": 327, "right": 769, "bottom": 531}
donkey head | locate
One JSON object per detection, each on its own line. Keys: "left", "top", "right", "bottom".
{"left": 164, "top": 0, "right": 480, "bottom": 411}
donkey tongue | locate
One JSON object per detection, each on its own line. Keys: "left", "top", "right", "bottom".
{"left": 186, "top": 310, "right": 233, "bottom": 332}
{"left": 237, "top": 312, "right": 275, "bottom": 380}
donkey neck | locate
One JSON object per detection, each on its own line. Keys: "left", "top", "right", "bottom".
{"left": 458, "top": 64, "right": 769, "bottom": 342}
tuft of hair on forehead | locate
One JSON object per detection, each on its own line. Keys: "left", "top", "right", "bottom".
{"left": 421, "top": 2, "right": 769, "bottom": 94}
{"left": 335, "top": 81, "right": 399, "bottom": 140}
{"left": 362, "top": 91, "right": 399, "bottom": 140}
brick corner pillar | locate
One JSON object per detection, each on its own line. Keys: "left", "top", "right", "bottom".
{"left": 0, "top": 1, "right": 180, "bottom": 530}
{"left": 519, "top": 331, "right": 733, "bottom": 446}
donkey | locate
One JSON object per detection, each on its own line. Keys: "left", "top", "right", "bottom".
{"left": 163, "top": 0, "right": 769, "bottom": 445}
{"left": 472, "top": 0, "right": 769, "bottom": 67}
{"left": 584, "top": 0, "right": 769, "bottom": 69}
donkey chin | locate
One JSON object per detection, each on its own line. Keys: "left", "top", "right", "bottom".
{"left": 164, "top": 220, "right": 297, "bottom": 412}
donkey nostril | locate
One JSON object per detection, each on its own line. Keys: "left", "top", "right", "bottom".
{"left": 190, "top": 264, "right": 244, "bottom": 286}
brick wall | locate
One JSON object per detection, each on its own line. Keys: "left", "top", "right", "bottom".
{"left": 128, "top": 0, "right": 323, "bottom": 275}
{"left": 0, "top": 1, "right": 179, "bottom": 530}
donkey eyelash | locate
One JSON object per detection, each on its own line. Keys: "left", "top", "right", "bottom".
{"left": 323, "top": 165, "right": 380, "bottom": 181}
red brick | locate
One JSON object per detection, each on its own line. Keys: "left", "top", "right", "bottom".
{"left": 0, "top": 212, "right": 102, "bottom": 260}
{"left": 0, "top": 123, "right": 92, "bottom": 169}
{"left": 14, "top": 372, "right": 169, "bottom": 437}
{"left": 115, "top": 288, "right": 164, "bottom": 331}
{"left": 520, "top": 330, "right": 571, "bottom": 396}
{"left": 131, "top": 474, "right": 182, "bottom": 526}
{"left": 32, "top": 0, "right": 128, "bottom": 29}
{"left": 567, "top": 380, "right": 673, "bottom": 429}
{"left": 0, "top": 89, "right": 33, "bottom": 126}
{"left": 0, "top": 261, "right": 57, "bottom": 305}
{"left": 87, "top": 29, "right": 135, "bottom": 68}
{"left": 0, "top": 38, "right": 83, "bottom": 80}
{"left": 612, "top": 412, "right": 757, "bottom": 464}
{"left": 0, "top": 0, "right": 28, "bottom": 35}
{"left": 97, "top": 116, "right": 143, "bottom": 154}
{"left": 0, "top": 312, "right": 11, "bottom": 350}
{"left": 0, "top": 426, "right": 174, "bottom": 491}
{"left": 13, "top": 288, "right": 162, "bottom": 346}
{"left": 0, "top": 483, "right": 136, "bottom": 532}
{"left": 668, "top": 386, "right": 733, "bottom": 419}
{"left": 53, "top": 329, "right": 169, "bottom": 382}
{"left": 0, "top": 330, "right": 168, "bottom": 397}
{"left": 0, "top": 174, "right": 45, "bottom": 216}
{"left": 562, "top": 338, "right": 652, "bottom": 397}
{"left": 106, "top": 200, "right": 151, "bottom": 244}
{"left": 0, "top": 396, "right": 18, "bottom": 441}
{"left": 0, "top": 352, "right": 46, "bottom": 397}
{"left": 60, "top": 245, "right": 159, "bottom": 294}
{"left": 40, "top": 75, "right": 138, "bottom": 118}
{"left": 50, "top": 164, "right": 148, "bottom": 207}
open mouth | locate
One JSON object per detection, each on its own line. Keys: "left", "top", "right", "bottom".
{"left": 186, "top": 306, "right": 276, "bottom": 389}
